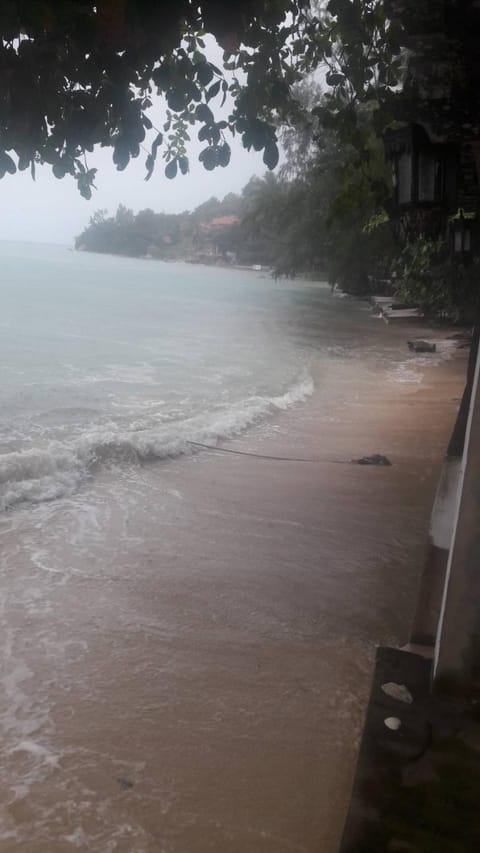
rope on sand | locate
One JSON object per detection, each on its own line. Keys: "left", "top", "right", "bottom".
{"left": 186, "top": 441, "right": 347, "bottom": 464}
{"left": 187, "top": 442, "right": 392, "bottom": 466}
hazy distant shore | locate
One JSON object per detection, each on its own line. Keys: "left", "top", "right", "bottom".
{"left": 75, "top": 243, "right": 274, "bottom": 273}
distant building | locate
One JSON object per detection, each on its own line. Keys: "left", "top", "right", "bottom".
{"left": 207, "top": 215, "right": 241, "bottom": 227}
{"left": 198, "top": 215, "right": 241, "bottom": 257}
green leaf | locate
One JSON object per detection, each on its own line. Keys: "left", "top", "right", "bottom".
{"left": 199, "top": 146, "right": 217, "bottom": 171}
{"left": 52, "top": 162, "right": 66, "bottom": 179}
{"left": 165, "top": 158, "right": 178, "bottom": 179}
{"left": 76, "top": 173, "right": 93, "bottom": 200}
{"left": 0, "top": 152, "right": 16, "bottom": 175}
{"left": 145, "top": 153, "right": 154, "bottom": 180}
{"left": 178, "top": 156, "right": 189, "bottom": 175}
{"left": 263, "top": 141, "right": 279, "bottom": 170}
{"left": 167, "top": 89, "right": 187, "bottom": 112}
{"left": 195, "top": 103, "right": 214, "bottom": 124}
{"left": 113, "top": 137, "right": 130, "bottom": 171}
{"left": 153, "top": 65, "right": 172, "bottom": 90}
{"left": 210, "top": 125, "right": 221, "bottom": 145}
{"left": 196, "top": 63, "right": 214, "bottom": 87}
{"left": 326, "top": 71, "right": 346, "bottom": 87}
{"left": 221, "top": 80, "right": 228, "bottom": 107}
{"left": 249, "top": 121, "right": 268, "bottom": 152}
{"left": 206, "top": 80, "right": 221, "bottom": 103}
{"left": 151, "top": 132, "right": 163, "bottom": 160}
{"left": 79, "top": 183, "right": 92, "bottom": 200}
{"left": 218, "top": 143, "right": 231, "bottom": 167}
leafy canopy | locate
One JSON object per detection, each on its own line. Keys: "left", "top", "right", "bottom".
{"left": 0, "top": 0, "right": 312, "bottom": 197}
{"left": 0, "top": 1, "right": 408, "bottom": 196}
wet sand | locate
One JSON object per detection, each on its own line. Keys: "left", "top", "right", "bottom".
{"left": 0, "top": 317, "right": 467, "bottom": 852}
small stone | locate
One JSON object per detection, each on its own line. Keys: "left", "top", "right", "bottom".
{"left": 384, "top": 716, "right": 402, "bottom": 731}
{"left": 352, "top": 454, "right": 392, "bottom": 466}
{"left": 407, "top": 340, "right": 437, "bottom": 353}
{"left": 117, "top": 777, "right": 134, "bottom": 790}
{"left": 381, "top": 682, "right": 413, "bottom": 704}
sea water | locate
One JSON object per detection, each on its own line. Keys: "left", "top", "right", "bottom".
{"left": 0, "top": 242, "right": 444, "bottom": 852}
{"left": 0, "top": 242, "right": 316, "bottom": 512}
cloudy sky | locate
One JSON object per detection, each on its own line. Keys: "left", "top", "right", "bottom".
{"left": 0, "top": 36, "right": 271, "bottom": 246}
{"left": 0, "top": 139, "right": 267, "bottom": 247}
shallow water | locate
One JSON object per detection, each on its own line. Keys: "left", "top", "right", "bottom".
{"left": 0, "top": 244, "right": 462, "bottom": 851}
{"left": 0, "top": 243, "right": 322, "bottom": 510}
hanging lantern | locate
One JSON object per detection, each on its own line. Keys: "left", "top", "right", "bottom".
{"left": 449, "top": 209, "right": 475, "bottom": 257}
{"left": 384, "top": 123, "right": 456, "bottom": 209}
{"left": 384, "top": 125, "right": 415, "bottom": 206}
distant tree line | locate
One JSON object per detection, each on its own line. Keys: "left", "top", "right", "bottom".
{"left": 75, "top": 82, "right": 396, "bottom": 294}
{"left": 76, "top": 63, "right": 479, "bottom": 321}
{"left": 75, "top": 180, "right": 280, "bottom": 266}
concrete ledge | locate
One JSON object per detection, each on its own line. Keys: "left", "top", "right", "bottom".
{"left": 369, "top": 296, "right": 424, "bottom": 324}
{"left": 340, "top": 647, "right": 432, "bottom": 852}
{"left": 380, "top": 307, "right": 425, "bottom": 323}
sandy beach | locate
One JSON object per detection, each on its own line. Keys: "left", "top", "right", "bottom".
{"left": 0, "top": 296, "right": 468, "bottom": 852}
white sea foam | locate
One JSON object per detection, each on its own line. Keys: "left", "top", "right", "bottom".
{"left": 0, "top": 375, "right": 314, "bottom": 511}
{"left": 11, "top": 739, "right": 60, "bottom": 768}
{"left": 390, "top": 363, "right": 424, "bottom": 385}
{"left": 389, "top": 341, "right": 454, "bottom": 386}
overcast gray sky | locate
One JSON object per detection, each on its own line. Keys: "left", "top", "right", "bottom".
{"left": 0, "top": 140, "right": 267, "bottom": 246}
{"left": 0, "top": 37, "right": 270, "bottom": 246}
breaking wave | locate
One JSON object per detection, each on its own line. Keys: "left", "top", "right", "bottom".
{"left": 0, "top": 376, "right": 314, "bottom": 511}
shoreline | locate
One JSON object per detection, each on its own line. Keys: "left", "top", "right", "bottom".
{"left": 153, "top": 333, "right": 466, "bottom": 852}
{"left": 166, "top": 333, "right": 466, "bottom": 851}
{"left": 0, "top": 304, "right": 468, "bottom": 852}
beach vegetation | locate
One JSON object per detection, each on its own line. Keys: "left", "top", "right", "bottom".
{"left": 393, "top": 238, "right": 480, "bottom": 324}
{"left": 6, "top": 1, "right": 478, "bottom": 318}
{"left": 0, "top": 1, "right": 404, "bottom": 197}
